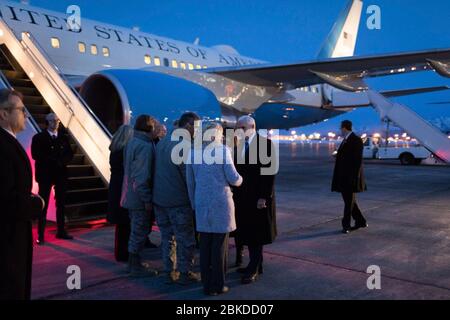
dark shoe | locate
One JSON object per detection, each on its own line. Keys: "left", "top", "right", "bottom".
{"left": 237, "top": 266, "right": 263, "bottom": 274}
{"left": 208, "top": 286, "right": 230, "bottom": 296}
{"left": 351, "top": 223, "right": 368, "bottom": 231}
{"left": 128, "top": 253, "right": 159, "bottom": 278}
{"left": 56, "top": 232, "right": 73, "bottom": 240}
{"left": 342, "top": 229, "right": 350, "bottom": 234}
{"left": 241, "top": 273, "right": 258, "bottom": 284}
{"left": 177, "top": 271, "right": 201, "bottom": 285}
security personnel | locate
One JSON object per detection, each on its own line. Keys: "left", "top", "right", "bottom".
{"left": 32, "top": 113, "right": 74, "bottom": 243}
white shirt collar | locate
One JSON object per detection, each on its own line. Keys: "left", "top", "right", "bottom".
{"left": 2, "top": 127, "right": 16, "bottom": 138}
{"left": 246, "top": 131, "right": 256, "bottom": 145}
{"left": 47, "top": 129, "right": 58, "bottom": 138}
{"left": 345, "top": 131, "right": 353, "bottom": 140}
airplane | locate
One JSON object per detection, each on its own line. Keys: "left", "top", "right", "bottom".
{"left": 0, "top": 0, "right": 449, "bottom": 134}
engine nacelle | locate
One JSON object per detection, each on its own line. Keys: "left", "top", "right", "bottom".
{"left": 79, "top": 69, "right": 222, "bottom": 133}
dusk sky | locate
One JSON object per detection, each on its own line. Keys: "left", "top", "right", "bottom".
{"left": 25, "top": 0, "right": 450, "bottom": 134}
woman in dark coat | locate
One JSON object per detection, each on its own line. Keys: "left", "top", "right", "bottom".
{"left": 107, "top": 125, "right": 134, "bottom": 262}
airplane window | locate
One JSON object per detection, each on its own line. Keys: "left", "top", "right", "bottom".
{"left": 91, "top": 45, "right": 98, "bottom": 55}
{"left": 103, "top": 47, "right": 110, "bottom": 57}
{"left": 188, "top": 63, "right": 194, "bottom": 70}
{"left": 154, "top": 56, "right": 161, "bottom": 66}
{"left": 51, "top": 37, "right": 60, "bottom": 48}
{"left": 163, "top": 58, "right": 169, "bottom": 67}
{"left": 180, "top": 62, "right": 186, "bottom": 70}
{"left": 78, "top": 42, "right": 86, "bottom": 53}
{"left": 144, "top": 54, "right": 151, "bottom": 64}
{"left": 195, "top": 65, "right": 201, "bottom": 69}
{"left": 171, "top": 60, "right": 178, "bottom": 68}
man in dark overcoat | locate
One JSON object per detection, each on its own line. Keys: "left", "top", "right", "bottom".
{"left": 233, "top": 115, "right": 278, "bottom": 284}
{"left": 0, "top": 89, "right": 34, "bottom": 300}
{"left": 332, "top": 120, "right": 368, "bottom": 234}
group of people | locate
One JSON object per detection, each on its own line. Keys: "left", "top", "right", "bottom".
{"left": 107, "top": 112, "right": 278, "bottom": 295}
{"left": 0, "top": 85, "right": 368, "bottom": 300}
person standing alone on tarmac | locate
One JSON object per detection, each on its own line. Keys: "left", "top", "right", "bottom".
{"left": 32, "top": 113, "right": 74, "bottom": 243}
{"left": 331, "top": 120, "right": 368, "bottom": 234}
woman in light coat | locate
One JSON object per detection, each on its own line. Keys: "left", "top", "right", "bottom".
{"left": 186, "top": 121, "right": 242, "bottom": 296}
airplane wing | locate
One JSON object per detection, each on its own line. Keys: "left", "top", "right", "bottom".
{"left": 207, "top": 48, "right": 450, "bottom": 91}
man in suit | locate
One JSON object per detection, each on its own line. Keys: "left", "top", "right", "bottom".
{"left": 233, "top": 115, "right": 278, "bottom": 284}
{"left": 0, "top": 89, "right": 34, "bottom": 300}
{"left": 332, "top": 120, "right": 368, "bottom": 234}
{"left": 31, "top": 113, "right": 74, "bottom": 243}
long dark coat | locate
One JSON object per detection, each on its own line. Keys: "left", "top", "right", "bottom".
{"left": 233, "top": 134, "right": 277, "bottom": 246}
{"left": 107, "top": 150, "right": 129, "bottom": 224}
{"left": 0, "top": 127, "right": 33, "bottom": 300}
{"left": 331, "top": 132, "right": 367, "bottom": 193}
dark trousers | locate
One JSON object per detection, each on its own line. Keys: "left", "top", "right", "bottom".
{"left": 247, "top": 245, "right": 263, "bottom": 275}
{"left": 341, "top": 192, "right": 367, "bottom": 230}
{"left": 199, "top": 232, "right": 228, "bottom": 293}
{"left": 38, "top": 179, "right": 67, "bottom": 238}
{"left": 115, "top": 223, "right": 131, "bottom": 262}
{"left": 235, "top": 239, "right": 244, "bottom": 263}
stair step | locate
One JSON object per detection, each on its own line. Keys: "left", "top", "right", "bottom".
{"left": 1, "top": 69, "right": 27, "bottom": 79}
{"left": 26, "top": 104, "right": 51, "bottom": 115}
{"left": 70, "top": 154, "right": 85, "bottom": 165}
{"left": 66, "top": 187, "right": 109, "bottom": 204}
{"left": 67, "top": 176, "right": 105, "bottom": 190}
{"left": 0, "top": 63, "right": 13, "bottom": 70}
{"left": 14, "top": 86, "right": 40, "bottom": 96}
{"left": 22, "top": 95, "right": 43, "bottom": 105}
{"left": 64, "top": 200, "right": 109, "bottom": 220}
{"left": 7, "top": 78, "right": 33, "bottom": 87}
{"left": 67, "top": 164, "right": 94, "bottom": 177}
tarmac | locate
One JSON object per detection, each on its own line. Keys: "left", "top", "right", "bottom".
{"left": 30, "top": 142, "right": 450, "bottom": 300}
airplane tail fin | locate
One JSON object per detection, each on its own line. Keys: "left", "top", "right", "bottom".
{"left": 316, "top": 0, "right": 364, "bottom": 59}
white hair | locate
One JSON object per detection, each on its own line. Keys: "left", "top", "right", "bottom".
{"left": 237, "top": 115, "right": 256, "bottom": 127}
{"left": 45, "top": 113, "right": 58, "bottom": 121}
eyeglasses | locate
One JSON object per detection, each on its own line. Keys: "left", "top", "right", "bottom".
{"left": 8, "top": 106, "right": 28, "bottom": 115}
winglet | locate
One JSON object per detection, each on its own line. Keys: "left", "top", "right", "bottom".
{"left": 317, "top": 0, "right": 364, "bottom": 59}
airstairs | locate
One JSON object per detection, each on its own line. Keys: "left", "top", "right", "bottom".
{"left": 367, "top": 90, "right": 450, "bottom": 163}
{"left": 0, "top": 18, "right": 112, "bottom": 221}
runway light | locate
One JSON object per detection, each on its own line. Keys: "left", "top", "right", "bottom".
{"left": 313, "top": 133, "right": 321, "bottom": 139}
{"left": 328, "top": 132, "right": 336, "bottom": 138}
{"left": 373, "top": 133, "right": 381, "bottom": 138}
{"left": 402, "top": 133, "right": 408, "bottom": 138}
{"left": 448, "top": 135, "right": 450, "bottom": 139}
{"left": 308, "top": 134, "right": 314, "bottom": 140}
{"left": 291, "top": 130, "right": 296, "bottom": 135}
{"left": 361, "top": 133, "right": 367, "bottom": 139}
{"left": 269, "top": 129, "right": 274, "bottom": 135}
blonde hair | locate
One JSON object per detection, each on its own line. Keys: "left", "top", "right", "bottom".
{"left": 109, "top": 125, "right": 134, "bottom": 152}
